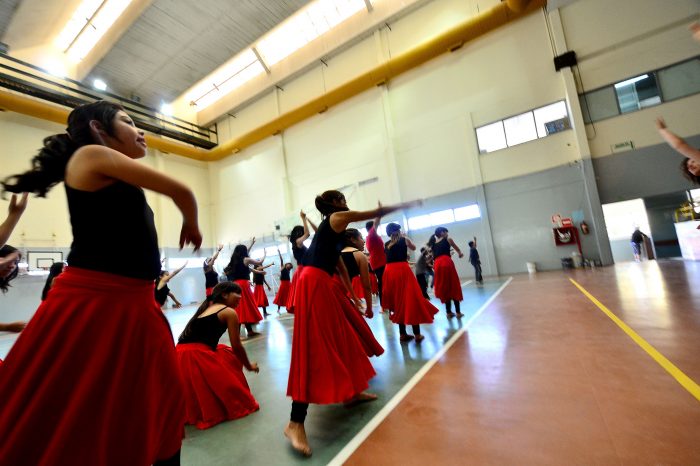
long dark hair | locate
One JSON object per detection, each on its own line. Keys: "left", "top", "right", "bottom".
{"left": 179, "top": 281, "right": 242, "bottom": 341}
{"left": 2, "top": 101, "right": 124, "bottom": 197}
{"left": 223, "top": 244, "right": 248, "bottom": 275}
{"left": 0, "top": 245, "right": 21, "bottom": 293}
{"left": 315, "top": 190, "right": 348, "bottom": 217}
{"left": 289, "top": 225, "right": 305, "bottom": 249}
{"left": 41, "top": 262, "right": 65, "bottom": 300}
{"left": 427, "top": 226, "right": 449, "bottom": 248}
{"left": 681, "top": 159, "right": 700, "bottom": 185}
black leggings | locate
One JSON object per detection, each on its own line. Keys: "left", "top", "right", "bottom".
{"left": 374, "top": 266, "right": 385, "bottom": 305}
{"left": 398, "top": 324, "right": 421, "bottom": 336}
{"left": 154, "top": 449, "right": 180, "bottom": 466}
{"left": 245, "top": 323, "right": 254, "bottom": 334}
{"left": 416, "top": 273, "right": 429, "bottom": 299}
{"left": 290, "top": 401, "right": 309, "bottom": 424}
{"left": 445, "top": 300, "right": 461, "bottom": 314}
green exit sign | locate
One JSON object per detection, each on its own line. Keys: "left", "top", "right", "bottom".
{"left": 611, "top": 141, "right": 634, "bottom": 153}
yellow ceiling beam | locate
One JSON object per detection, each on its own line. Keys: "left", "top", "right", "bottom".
{"left": 1, "top": 0, "right": 545, "bottom": 163}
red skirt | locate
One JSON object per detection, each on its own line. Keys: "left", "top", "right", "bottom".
{"left": 351, "top": 275, "right": 365, "bottom": 299}
{"left": 287, "top": 266, "right": 381, "bottom": 404}
{"left": 383, "top": 262, "right": 439, "bottom": 325}
{"left": 433, "top": 255, "right": 463, "bottom": 303}
{"left": 234, "top": 280, "right": 263, "bottom": 324}
{"left": 0, "top": 267, "right": 184, "bottom": 465}
{"left": 286, "top": 264, "right": 304, "bottom": 314}
{"left": 177, "top": 343, "right": 259, "bottom": 430}
{"left": 369, "top": 272, "right": 379, "bottom": 294}
{"left": 253, "top": 283, "right": 269, "bottom": 307}
{"left": 273, "top": 280, "right": 290, "bottom": 306}
{"left": 331, "top": 275, "right": 384, "bottom": 357}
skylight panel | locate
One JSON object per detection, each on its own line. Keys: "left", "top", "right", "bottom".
{"left": 57, "top": 0, "right": 133, "bottom": 62}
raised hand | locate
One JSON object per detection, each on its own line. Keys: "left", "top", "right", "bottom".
{"left": 655, "top": 117, "right": 666, "bottom": 130}
{"left": 248, "top": 362, "right": 260, "bottom": 373}
{"left": 8, "top": 193, "right": 28, "bottom": 217}
{"left": 179, "top": 222, "right": 203, "bottom": 251}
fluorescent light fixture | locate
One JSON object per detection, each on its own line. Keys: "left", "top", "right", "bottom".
{"left": 186, "top": 49, "right": 266, "bottom": 109}
{"left": 614, "top": 74, "right": 649, "bottom": 89}
{"left": 93, "top": 78, "right": 107, "bottom": 91}
{"left": 257, "top": 0, "right": 367, "bottom": 66}
{"left": 408, "top": 215, "right": 432, "bottom": 231}
{"left": 160, "top": 103, "right": 174, "bottom": 116}
{"left": 453, "top": 204, "right": 481, "bottom": 221}
{"left": 57, "top": 0, "right": 133, "bottom": 62}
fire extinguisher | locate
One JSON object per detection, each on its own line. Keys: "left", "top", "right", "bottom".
{"left": 580, "top": 221, "right": 590, "bottom": 235}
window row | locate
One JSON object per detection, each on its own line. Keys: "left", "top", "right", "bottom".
{"left": 476, "top": 101, "right": 570, "bottom": 154}
{"left": 580, "top": 56, "right": 700, "bottom": 124}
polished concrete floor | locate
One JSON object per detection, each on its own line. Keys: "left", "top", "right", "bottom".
{"left": 345, "top": 260, "right": 700, "bottom": 466}
{"left": 1, "top": 261, "right": 698, "bottom": 465}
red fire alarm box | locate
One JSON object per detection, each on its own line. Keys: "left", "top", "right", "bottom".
{"left": 553, "top": 226, "right": 581, "bottom": 254}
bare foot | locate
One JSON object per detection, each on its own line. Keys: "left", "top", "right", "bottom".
{"left": 247, "top": 331, "right": 261, "bottom": 338}
{"left": 344, "top": 391, "right": 378, "bottom": 408}
{"left": 284, "top": 422, "right": 312, "bottom": 457}
{"left": 400, "top": 334, "right": 414, "bottom": 342}
{"left": 414, "top": 334, "right": 425, "bottom": 342}
{"left": 456, "top": 312, "right": 464, "bottom": 318}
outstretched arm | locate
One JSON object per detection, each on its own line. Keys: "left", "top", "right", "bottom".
{"left": 448, "top": 238, "right": 464, "bottom": 258}
{"left": 0, "top": 193, "right": 28, "bottom": 248}
{"left": 221, "top": 308, "right": 258, "bottom": 372}
{"left": 166, "top": 262, "right": 187, "bottom": 282}
{"left": 206, "top": 244, "right": 224, "bottom": 267}
{"left": 296, "top": 211, "right": 311, "bottom": 248}
{"left": 329, "top": 199, "right": 422, "bottom": 233}
{"left": 0, "top": 321, "right": 26, "bottom": 333}
{"left": 656, "top": 118, "right": 700, "bottom": 163}
{"left": 73, "top": 146, "right": 201, "bottom": 251}
{"left": 168, "top": 292, "right": 182, "bottom": 308}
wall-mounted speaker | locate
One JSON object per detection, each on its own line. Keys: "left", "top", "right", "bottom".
{"left": 553, "top": 51, "right": 577, "bottom": 72}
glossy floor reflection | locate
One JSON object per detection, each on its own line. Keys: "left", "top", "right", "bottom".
{"left": 169, "top": 280, "right": 508, "bottom": 466}
{"left": 346, "top": 260, "right": 700, "bottom": 466}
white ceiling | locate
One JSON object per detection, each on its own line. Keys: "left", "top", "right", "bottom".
{"left": 86, "top": 0, "right": 311, "bottom": 106}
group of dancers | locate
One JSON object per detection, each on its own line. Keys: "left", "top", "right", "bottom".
{"left": 0, "top": 101, "right": 470, "bottom": 464}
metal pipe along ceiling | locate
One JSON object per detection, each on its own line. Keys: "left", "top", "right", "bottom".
{"left": 0, "top": 0, "right": 545, "bottom": 162}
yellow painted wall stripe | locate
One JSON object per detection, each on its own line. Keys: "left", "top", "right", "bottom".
{"left": 569, "top": 278, "right": 700, "bottom": 402}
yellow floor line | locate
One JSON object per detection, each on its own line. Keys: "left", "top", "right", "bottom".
{"left": 569, "top": 278, "right": 700, "bottom": 403}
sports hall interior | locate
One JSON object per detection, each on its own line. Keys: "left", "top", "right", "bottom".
{"left": 1, "top": 0, "right": 699, "bottom": 464}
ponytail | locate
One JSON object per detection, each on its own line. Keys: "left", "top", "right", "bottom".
{"left": 2, "top": 134, "right": 76, "bottom": 197}
{"left": 2, "top": 101, "right": 123, "bottom": 198}
{"left": 179, "top": 281, "right": 241, "bottom": 341}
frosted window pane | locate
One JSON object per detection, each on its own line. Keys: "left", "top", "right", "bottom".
{"left": 503, "top": 112, "right": 537, "bottom": 146}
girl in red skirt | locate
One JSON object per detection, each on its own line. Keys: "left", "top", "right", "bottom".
{"left": 203, "top": 243, "right": 223, "bottom": 296}
{"left": 177, "top": 282, "right": 260, "bottom": 429}
{"left": 252, "top": 264, "right": 272, "bottom": 316}
{"left": 224, "top": 242, "right": 266, "bottom": 337}
{"left": 0, "top": 101, "right": 202, "bottom": 465}
{"left": 428, "top": 226, "right": 465, "bottom": 317}
{"left": 286, "top": 210, "right": 316, "bottom": 313}
{"left": 340, "top": 228, "right": 373, "bottom": 315}
{"left": 285, "top": 190, "right": 419, "bottom": 457}
{"left": 274, "top": 248, "right": 293, "bottom": 313}
{"left": 382, "top": 223, "right": 439, "bottom": 342}
{"left": 155, "top": 263, "right": 186, "bottom": 309}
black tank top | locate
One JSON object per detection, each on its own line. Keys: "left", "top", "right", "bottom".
{"left": 204, "top": 264, "right": 219, "bottom": 288}
{"left": 302, "top": 218, "right": 343, "bottom": 275}
{"left": 386, "top": 238, "right": 408, "bottom": 263}
{"left": 280, "top": 268, "right": 291, "bottom": 281}
{"left": 292, "top": 244, "right": 307, "bottom": 265}
{"left": 178, "top": 306, "right": 227, "bottom": 350}
{"left": 227, "top": 261, "right": 250, "bottom": 281}
{"left": 341, "top": 250, "right": 361, "bottom": 279}
{"left": 253, "top": 272, "right": 264, "bottom": 285}
{"left": 154, "top": 282, "right": 169, "bottom": 305}
{"left": 66, "top": 182, "right": 160, "bottom": 280}
{"left": 432, "top": 238, "right": 451, "bottom": 258}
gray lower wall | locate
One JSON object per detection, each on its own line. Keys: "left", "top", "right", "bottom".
{"left": 485, "top": 162, "right": 604, "bottom": 274}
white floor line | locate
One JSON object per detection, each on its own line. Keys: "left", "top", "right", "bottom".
{"left": 328, "top": 276, "right": 513, "bottom": 466}
{"left": 460, "top": 279, "right": 474, "bottom": 287}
